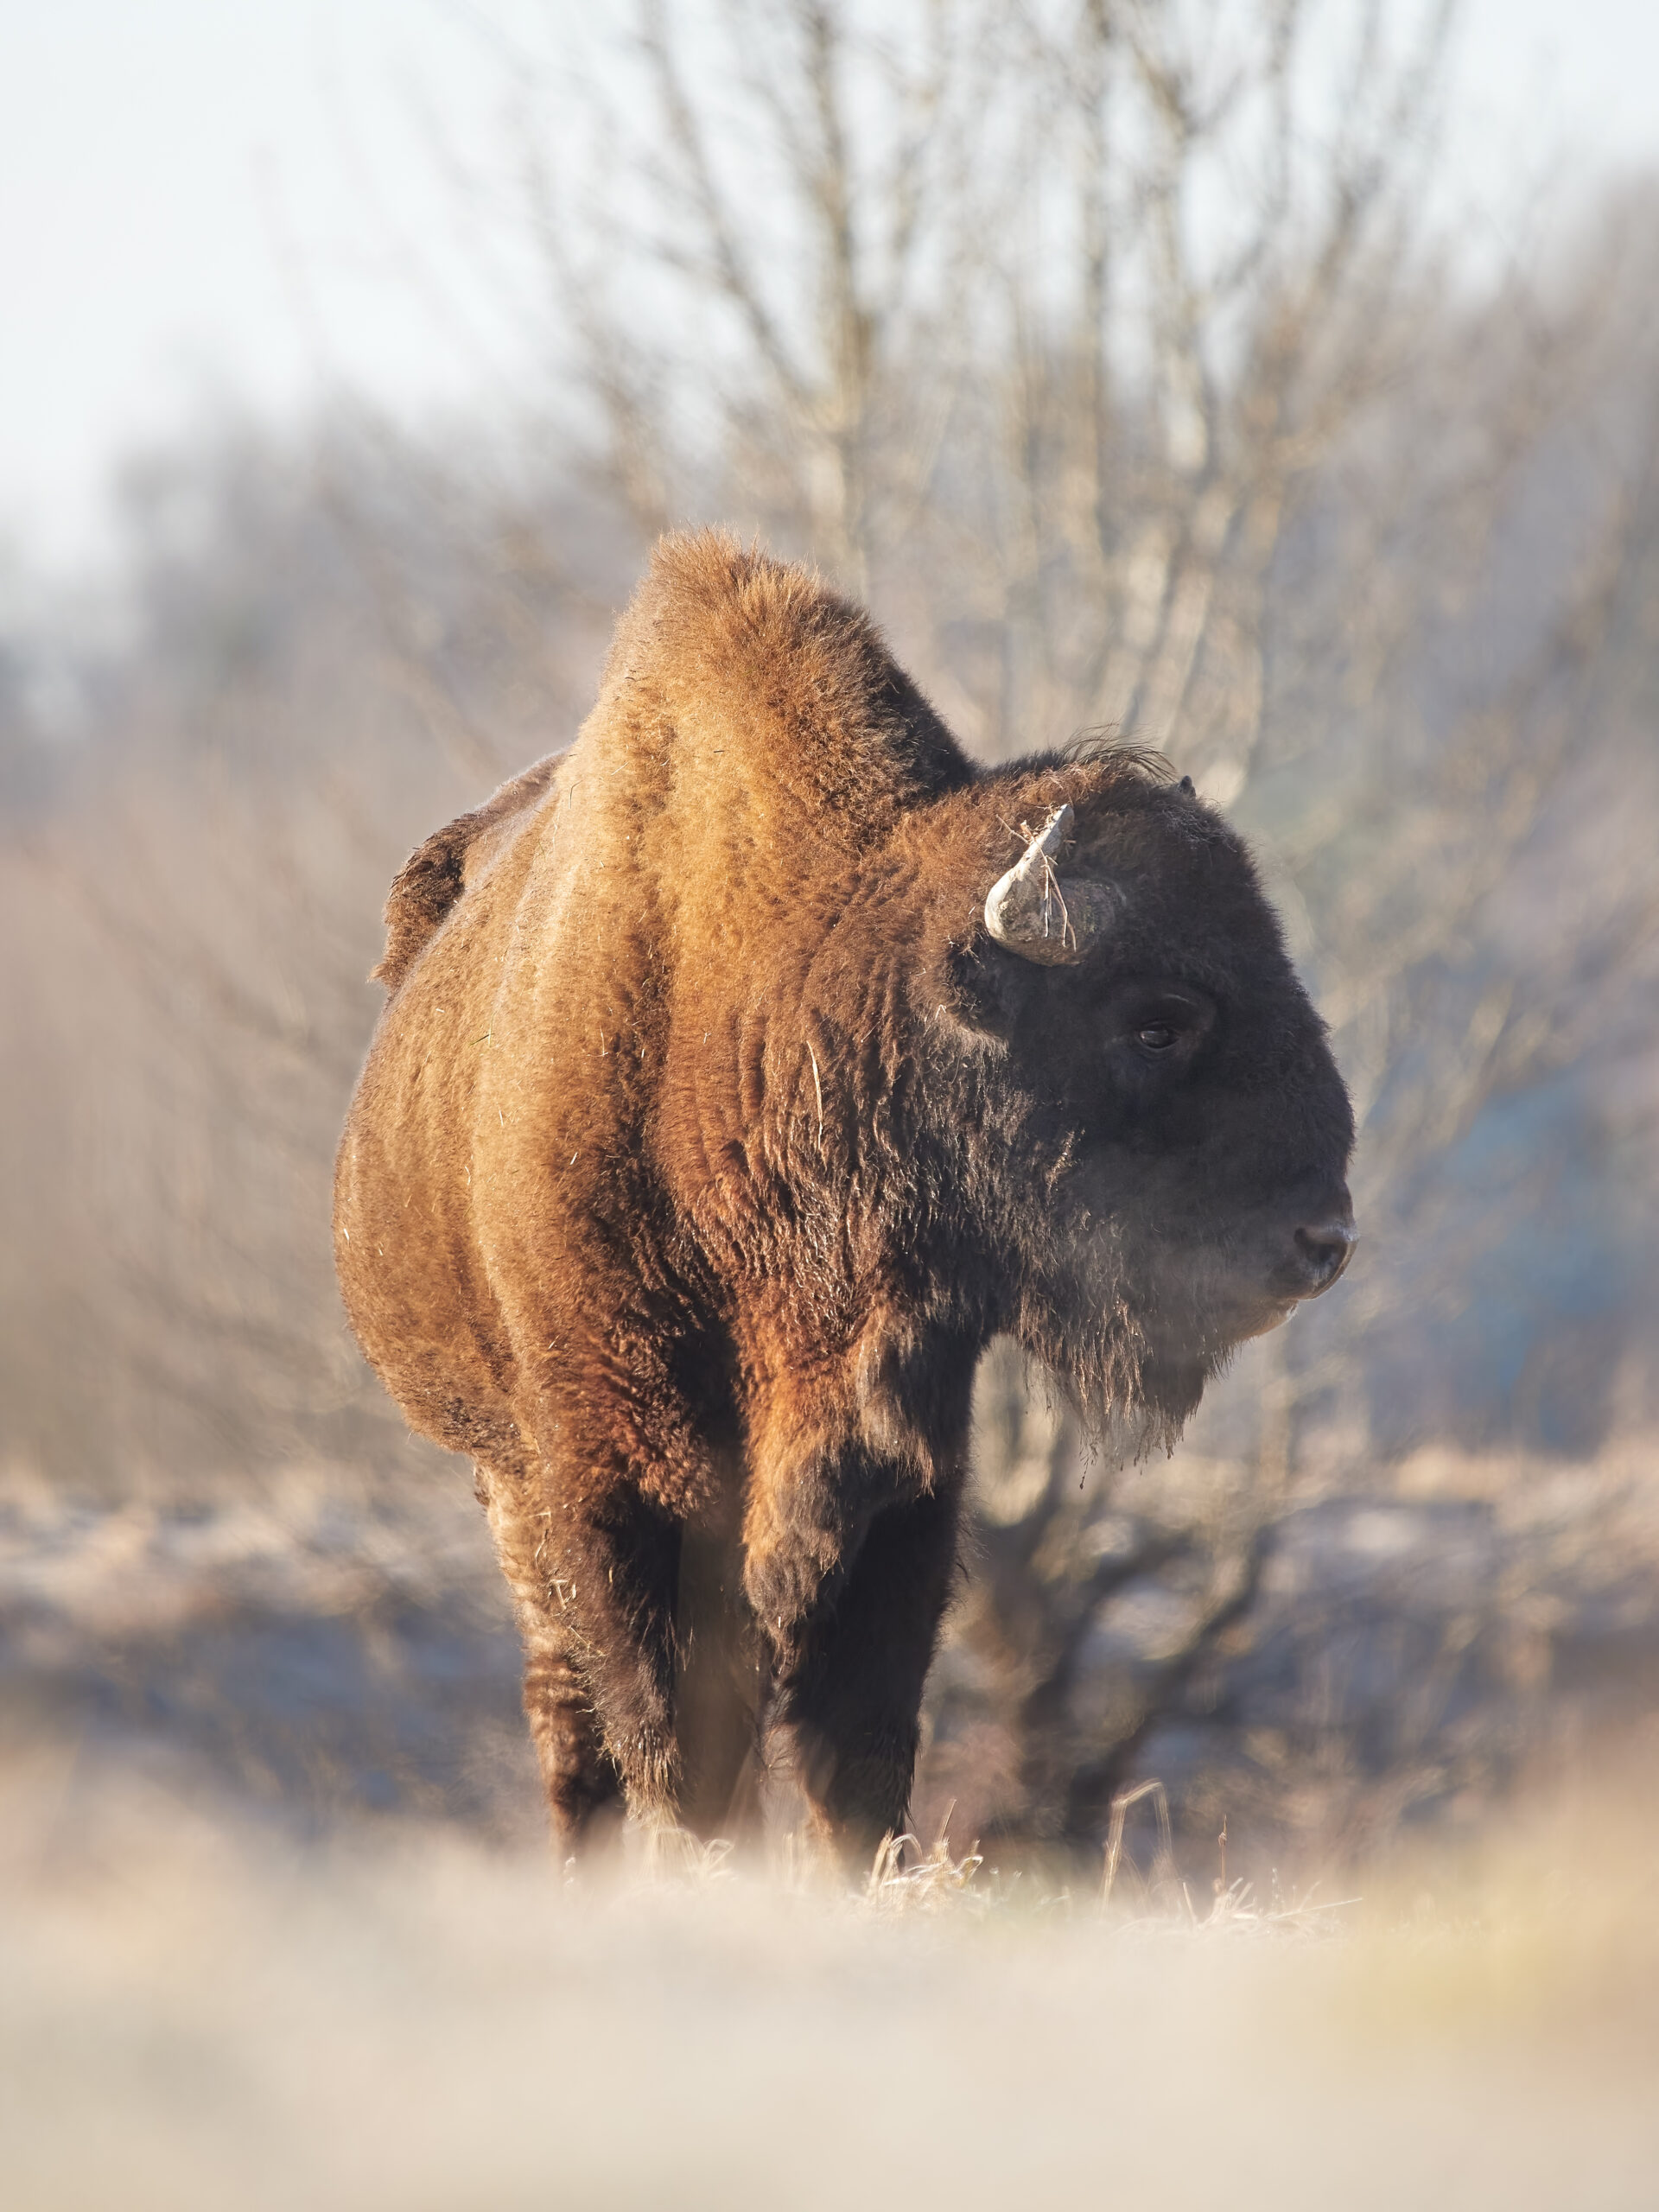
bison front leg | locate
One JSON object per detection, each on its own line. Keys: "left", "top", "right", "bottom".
{"left": 747, "top": 1452, "right": 965, "bottom": 1863}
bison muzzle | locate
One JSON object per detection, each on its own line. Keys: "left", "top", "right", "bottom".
{"left": 334, "top": 531, "right": 1355, "bottom": 1859}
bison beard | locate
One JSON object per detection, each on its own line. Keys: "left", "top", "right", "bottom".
{"left": 334, "top": 531, "right": 1355, "bottom": 1861}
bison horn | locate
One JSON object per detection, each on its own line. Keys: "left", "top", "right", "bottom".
{"left": 983, "top": 804, "right": 1115, "bottom": 965}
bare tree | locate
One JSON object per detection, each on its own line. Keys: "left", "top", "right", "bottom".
{"left": 5, "top": 424, "right": 624, "bottom": 1485}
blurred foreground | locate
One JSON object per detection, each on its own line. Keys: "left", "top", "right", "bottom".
{"left": 4, "top": 1719, "right": 1656, "bottom": 2211}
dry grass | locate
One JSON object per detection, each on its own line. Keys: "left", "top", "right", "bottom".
{"left": 3, "top": 1464, "right": 1656, "bottom": 2208}
{"left": 4, "top": 1743, "right": 1656, "bottom": 2212}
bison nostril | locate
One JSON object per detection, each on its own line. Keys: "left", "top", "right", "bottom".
{"left": 1294, "top": 1217, "right": 1357, "bottom": 1292}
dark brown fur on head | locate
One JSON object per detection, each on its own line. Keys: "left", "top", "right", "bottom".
{"left": 335, "top": 531, "right": 1353, "bottom": 1859}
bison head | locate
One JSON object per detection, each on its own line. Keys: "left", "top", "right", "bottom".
{"left": 931, "top": 763, "right": 1355, "bottom": 1448}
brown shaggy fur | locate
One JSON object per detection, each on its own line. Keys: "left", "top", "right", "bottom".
{"left": 335, "top": 531, "right": 1353, "bottom": 1856}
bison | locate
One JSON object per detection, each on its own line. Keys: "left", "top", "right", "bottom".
{"left": 334, "top": 531, "right": 1355, "bottom": 1859}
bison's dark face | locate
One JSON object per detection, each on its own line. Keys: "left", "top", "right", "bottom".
{"left": 944, "top": 775, "right": 1355, "bottom": 1444}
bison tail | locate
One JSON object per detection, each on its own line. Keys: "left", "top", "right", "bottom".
{"left": 372, "top": 823, "right": 470, "bottom": 991}
{"left": 371, "top": 751, "right": 563, "bottom": 992}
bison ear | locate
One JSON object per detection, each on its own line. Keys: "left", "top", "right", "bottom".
{"left": 938, "top": 936, "right": 1021, "bottom": 1037}
{"left": 983, "top": 804, "right": 1117, "bottom": 965}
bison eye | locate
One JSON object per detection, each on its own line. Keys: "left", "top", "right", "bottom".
{"left": 1121, "top": 988, "right": 1211, "bottom": 1062}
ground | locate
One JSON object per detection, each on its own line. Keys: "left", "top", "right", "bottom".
{"left": 3, "top": 1456, "right": 1658, "bottom": 2206}
{"left": 3, "top": 1740, "right": 1656, "bottom": 2210}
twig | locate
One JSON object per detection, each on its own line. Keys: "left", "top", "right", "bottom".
{"left": 806, "top": 1042, "right": 825, "bottom": 1156}
{"left": 1102, "top": 1777, "right": 1175, "bottom": 1904}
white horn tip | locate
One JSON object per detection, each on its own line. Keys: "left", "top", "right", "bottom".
{"left": 1035, "top": 804, "right": 1074, "bottom": 854}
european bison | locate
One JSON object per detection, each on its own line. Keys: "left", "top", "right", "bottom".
{"left": 334, "top": 531, "right": 1354, "bottom": 1858}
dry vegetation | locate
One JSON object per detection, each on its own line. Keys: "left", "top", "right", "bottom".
{"left": 4, "top": 1742, "right": 1657, "bottom": 2211}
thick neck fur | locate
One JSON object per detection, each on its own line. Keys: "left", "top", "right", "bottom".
{"left": 720, "top": 787, "right": 1198, "bottom": 1459}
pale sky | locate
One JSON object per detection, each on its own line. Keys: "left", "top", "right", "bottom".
{"left": 3, "top": 0, "right": 1659, "bottom": 578}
